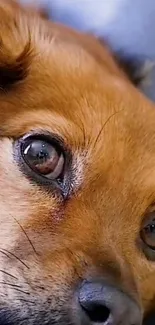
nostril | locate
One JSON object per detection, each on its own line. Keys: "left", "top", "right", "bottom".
{"left": 78, "top": 281, "right": 142, "bottom": 325}
{"left": 81, "top": 302, "right": 110, "bottom": 323}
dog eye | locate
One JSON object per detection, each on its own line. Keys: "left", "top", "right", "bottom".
{"left": 14, "top": 133, "right": 72, "bottom": 197}
{"left": 141, "top": 219, "right": 155, "bottom": 250}
{"left": 22, "top": 138, "right": 64, "bottom": 180}
{"left": 140, "top": 212, "right": 155, "bottom": 259}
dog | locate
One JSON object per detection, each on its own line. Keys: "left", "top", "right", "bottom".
{"left": 0, "top": 1, "right": 155, "bottom": 324}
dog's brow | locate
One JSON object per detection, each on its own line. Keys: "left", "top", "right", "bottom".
{"left": 93, "top": 109, "right": 124, "bottom": 148}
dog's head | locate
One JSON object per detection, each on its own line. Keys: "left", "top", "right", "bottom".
{"left": 0, "top": 1, "right": 155, "bottom": 324}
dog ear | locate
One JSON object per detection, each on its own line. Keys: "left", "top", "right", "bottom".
{"left": 0, "top": 0, "right": 33, "bottom": 91}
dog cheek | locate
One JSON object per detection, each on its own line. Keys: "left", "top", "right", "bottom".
{"left": 139, "top": 273, "right": 155, "bottom": 312}
{"left": 0, "top": 138, "right": 58, "bottom": 253}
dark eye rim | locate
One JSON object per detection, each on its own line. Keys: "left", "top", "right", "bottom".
{"left": 139, "top": 211, "right": 155, "bottom": 261}
{"left": 13, "top": 131, "right": 73, "bottom": 198}
{"left": 140, "top": 228, "right": 155, "bottom": 250}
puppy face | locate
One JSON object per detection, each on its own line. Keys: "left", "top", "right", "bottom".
{"left": 0, "top": 1, "right": 155, "bottom": 324}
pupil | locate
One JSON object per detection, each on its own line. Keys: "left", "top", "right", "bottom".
{"left": 24, "top": 141, "right": 50, "bottom": 165}
{"left": 37, "top": 149, "right": 48, "bottom": 162}
{"left": 150, "top": 224, "right": 155, "bottom": 233}
{"left": 145, "top": 224, "right": 155, "bottom": 233}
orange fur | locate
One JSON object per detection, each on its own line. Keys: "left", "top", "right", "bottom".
{"left": 0, "top": 0, "right": 155, "bottom": 324}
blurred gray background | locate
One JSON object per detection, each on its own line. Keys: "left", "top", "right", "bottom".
{"left": 20, "top": 0, "right": 155, "bottom": 100}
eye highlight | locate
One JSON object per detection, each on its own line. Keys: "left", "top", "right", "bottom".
{"left": 22, "top": 138, "right": 64, "bottom": 180}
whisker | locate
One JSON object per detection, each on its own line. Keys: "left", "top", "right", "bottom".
{"left": 0, "top": 281, "right": 22, "bottom": 288}
{"left": 0, "top": 281, "right": 30, "bottom": 295}
{"left": 12, "top": 216, "right": 38, "bottom": 256}
{"left": 0, "top": 249, "right": 29, "bottom": 269}
{"left": 0, "top": 269, "right": 18, "bottom": 280}
{"left": 93, "top": 109, "right": 123, "bottom": 149}
{"left": 19, "top": 299, "right": 35, "bottom": 304}
{"left": 77, "top": 118, "right": 87, "bottom": 148}
{"left": 0, "top": 250, "right": 12, "bottom": 260}
{"left": 8, "top": 287, "right": 30, "bottom": 295}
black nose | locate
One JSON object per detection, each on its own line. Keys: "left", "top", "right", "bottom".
{"left": 78, "top": 281, "right": 142, "bottom": 325}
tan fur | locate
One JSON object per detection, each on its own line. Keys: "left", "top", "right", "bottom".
{"left": 0, "top": 0, "right": 155, "bottom": 323}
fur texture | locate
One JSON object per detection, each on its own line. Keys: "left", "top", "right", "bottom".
{"left": 0, "top": 1, "right": 155, "bottom": 324}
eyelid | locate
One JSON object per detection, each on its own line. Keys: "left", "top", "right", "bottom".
{"left": 13, "top": 131, "right": 73, "bottom": 199}
{"left": 20, "top": 130, "right": 67, "bottom": 151}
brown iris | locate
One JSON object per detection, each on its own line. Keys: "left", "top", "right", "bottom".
{"left": 23, "top": 139, "right": 64, "bottom": 179}
{"left": 141, "top": 213, "right": 155, "bottom": 250}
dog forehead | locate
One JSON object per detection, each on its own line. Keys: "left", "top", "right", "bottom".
{"left": 1, "top": 8, "right": 155, "bottom": 183}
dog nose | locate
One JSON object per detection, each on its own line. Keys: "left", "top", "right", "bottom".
{"left": 78, "top": 281, "right": 142, "bottom": 325}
